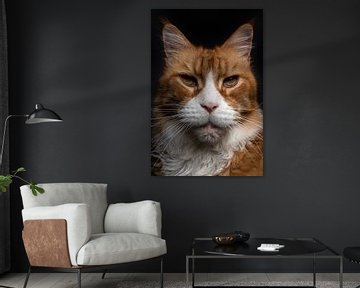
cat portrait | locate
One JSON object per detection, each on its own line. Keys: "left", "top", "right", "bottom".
{"left": 152, "top": 11, "right": 263, "bottom": 176}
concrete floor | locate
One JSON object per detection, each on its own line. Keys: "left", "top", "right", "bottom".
{"left": 0, "top": 273, "right": 358, "bottom": 288}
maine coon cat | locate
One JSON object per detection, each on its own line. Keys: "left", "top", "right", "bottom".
{"left": 152, "top": 21, "right": 263, "bottom": 176}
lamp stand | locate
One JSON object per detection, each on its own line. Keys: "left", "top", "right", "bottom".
{"left": 0, "top": 114, "right": 27, "bottom": 169}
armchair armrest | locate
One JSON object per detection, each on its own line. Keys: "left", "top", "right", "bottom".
{"left": 104, "top": 200, "right": 162, "bottom": 237}
{"left": 22, "top": 203, "right": 91, "bottom": 266}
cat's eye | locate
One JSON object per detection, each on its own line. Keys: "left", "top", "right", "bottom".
{"left": 179, "top": 74, "right": 198, "bottom": 88}
{"left": 223, "top": 75, "right": 239, "bottom": 88}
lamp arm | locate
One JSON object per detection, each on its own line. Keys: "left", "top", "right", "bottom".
{"left": 0, "top": 114, "right": 28, "bottom": 169}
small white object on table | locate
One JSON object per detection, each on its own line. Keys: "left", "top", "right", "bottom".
{"left": 257, "top": 243, "right": 285, "bottom": 252}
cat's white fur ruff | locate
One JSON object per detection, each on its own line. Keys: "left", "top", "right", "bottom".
{"left": 155, "top": 112, "right": 262, "bottom": 176}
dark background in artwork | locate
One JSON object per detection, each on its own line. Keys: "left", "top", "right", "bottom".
{"left": 4, "top": 0, "right": 360, "bottom": 273}
{"left": 151, "top": 9, "right": 263, "bottom": 107}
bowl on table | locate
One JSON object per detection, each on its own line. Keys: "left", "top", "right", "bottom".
{"left": 212, "top": 231, "right": 250, "bottom": 246}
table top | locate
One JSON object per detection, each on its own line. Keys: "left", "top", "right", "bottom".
{"left": 190, "top": 237, "right": 340, "bottom": 258}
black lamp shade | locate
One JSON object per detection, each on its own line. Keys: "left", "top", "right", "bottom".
{"left": 25, "top": 104, "right": 63, "bottom": 124}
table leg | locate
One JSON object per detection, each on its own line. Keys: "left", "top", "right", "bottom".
{"left": 313, "top": 254, "right": 316, "bottom": 287}
{"left": 192, "top": 246, "right": 195, "bottom": 288}
{"left": 186, "top": 257, "right": 189, "bottom": 288}
{"left": 339, "top": 257, "right": 343, "bottom": 288}
{"left": 192, "top": 257, "right": 195, "bottom": 288}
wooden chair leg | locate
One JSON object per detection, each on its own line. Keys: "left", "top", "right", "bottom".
{"left": 22, "top": 266, "right": 31, "bottom": 288}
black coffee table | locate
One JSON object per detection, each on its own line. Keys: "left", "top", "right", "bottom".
{"left": 186, "top": 237, "right": 343, "bottom": 288}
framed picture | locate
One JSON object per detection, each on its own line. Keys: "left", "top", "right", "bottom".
{"left": 151, "top": 9, "right": 263, "bottom": 176}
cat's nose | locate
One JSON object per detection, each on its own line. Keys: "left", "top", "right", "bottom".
{"left": 201, "top": 103, "right": 219, "bottom": 113}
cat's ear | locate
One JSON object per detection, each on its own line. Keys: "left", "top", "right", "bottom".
{"left": 162, "top": 22, "right": 191, "bottom": 59}
{"left": 222, "top": 23, "right": 253, "bottom": 59}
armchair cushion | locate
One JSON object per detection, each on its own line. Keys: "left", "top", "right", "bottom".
{"left": 21, "top": 183, "right": 108, "bottom": 234}
{"left": 22, "top": 203, "right": 91, "bottom": 266}
{"left": 76, "top": 233, "right": 167, "bottom": 266}
{"left": 104, "top": 201, "right": 162, "bottom": 237}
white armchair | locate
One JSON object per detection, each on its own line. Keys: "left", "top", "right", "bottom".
{"left": 20, "top": 183, "right": 166, "bottom": 288}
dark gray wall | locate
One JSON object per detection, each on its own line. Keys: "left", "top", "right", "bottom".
{"left": 6, "top": 0, "right": 360, "bottom": 272}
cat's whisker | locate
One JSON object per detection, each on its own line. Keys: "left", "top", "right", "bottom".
{"left": 242, "top": 121, "right": 262, "bottom": 129}
{"left": 235, "top": 116, "right": 263, "bottom": 129}
{"left": 152, "top": 112, "right": 179, "bottom": 117}
{"left": 153, "top": 105, "right": 182, "bottom": 108}
{"left": 152, "top": 122, "right": 171, "bottom": 128}
{"left": 151, "top": 114, "right": 181, "bottom": 125}
{"left": 151, "top": 116, "right": 179, "bottom": 121}
{"left": 236, "top": 114, "right": 262, "bottom": 122}
{"left": 153, "top": 123, "right": 184, "bottom": 146}
{"left": 240, "top": 105, "right": 262, "bottom": 112}
{"left": 151, "top": 154, "right": 163, "bottom": 170}
{"left": 151, "top": 115, "right": 177, "bottom": 119}
{"left": 152, "top": 108, "right": 180, "bottom": 112}
{"left": 253, "top": 133, "right": 264, "bottom": 142}
{"left": 157, "top": 124, "right": 188, "bottom": 154}
{"left": 234, "top": 121, "right": 262, "bottom": 131}
{"left": 153, "top": 104, "right": 183, "bottom": 109}
{"left": 152, "top": 123, "right": 180, "bottom": 145}
{"left": 154, "top": 121, "right": 186, "bottom": 143}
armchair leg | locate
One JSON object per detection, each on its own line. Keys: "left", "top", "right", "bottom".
{"left": 23, "top": 266, "right": 31, "bottom": 288}
{"left": 101, "top": 270, "right": 107, "bottom": 279}
{"left": 160, "top": 257, "right": 164, "bottom": 288}
{"left": 77, "top": 268, "right": 81, "bottom": 288}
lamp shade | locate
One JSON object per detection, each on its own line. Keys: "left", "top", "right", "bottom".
{"left": 25, "top": 104, "right": 63, "bottom": 124}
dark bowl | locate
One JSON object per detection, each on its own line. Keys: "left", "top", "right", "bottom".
{"left": 212, "top": 234, "right": 237, "bottom": 245}
{"left": 212, "top": 231, "right": 250, "bottom": 246}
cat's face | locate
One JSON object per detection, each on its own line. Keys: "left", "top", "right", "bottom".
{"left": 155, "top": 22, "right": 259, "bottom": 145}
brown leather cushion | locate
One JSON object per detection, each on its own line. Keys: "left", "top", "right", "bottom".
{"left": 23, "top": 219, "right": 71, "bottom": 268}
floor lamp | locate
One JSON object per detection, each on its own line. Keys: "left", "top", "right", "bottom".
{"left": 0, "top": 103, "right": 63, "bottom": 288}
{"left": 0, "top": 103, "right": 63, "bottom": 168}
